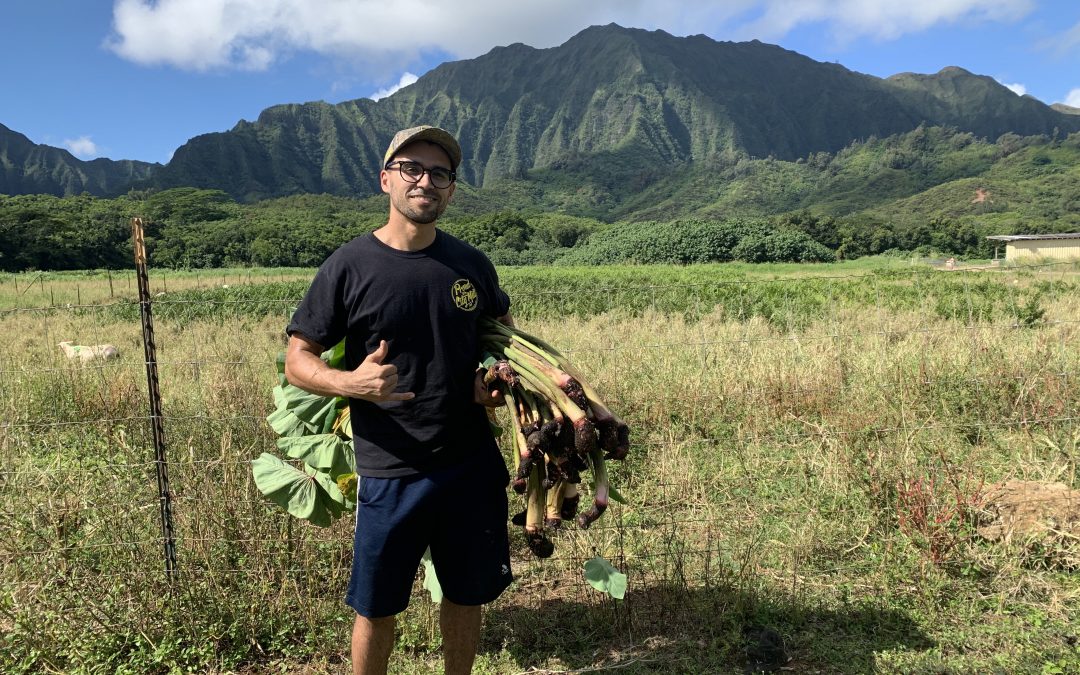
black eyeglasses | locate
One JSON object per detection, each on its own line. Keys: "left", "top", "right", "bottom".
{"left": 384, "top": 161, "right": 456, "bottom": 188}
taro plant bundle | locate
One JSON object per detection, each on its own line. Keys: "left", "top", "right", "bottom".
{"left": 480, "top": 316, "right": 631, "bottom": 559}
{"left": 252, "top": 341, "right": 357, "bottom": 526}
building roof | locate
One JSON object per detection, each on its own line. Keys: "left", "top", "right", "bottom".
{"left": 985, "top": 233, "right": 1080, "bottom": 242}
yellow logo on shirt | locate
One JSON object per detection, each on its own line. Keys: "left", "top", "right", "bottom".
{"left": 452, "top": 279, "right": 478, "bottom": 311}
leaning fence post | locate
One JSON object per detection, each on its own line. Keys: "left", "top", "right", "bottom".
{"left": 131, "top": 217, "right": 178, "bottom": 579}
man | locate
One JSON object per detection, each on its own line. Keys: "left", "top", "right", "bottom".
{"left": 283, "top": 125, "right": 514, "bottom": 675}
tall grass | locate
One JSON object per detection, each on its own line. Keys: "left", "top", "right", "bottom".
{"left": 1, "top": 262, "right": 1078, "bottom": 673}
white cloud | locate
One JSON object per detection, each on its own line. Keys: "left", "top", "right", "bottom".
{"left": 369, "top": 73, "right": 419, "bottom": 101}
{"left": 1065, "top": 88, "right": 1080, "bottom": 108}
{"left": 106, "top": 0, "right": 289, "bottom": 70}
{"left": 1001, "top": 81, "right": 1027, "bottom": 96}
{"left": 734, "top": 0, "right": 1034, "bottom": 44}
{"left": 105, "top": 0, "right": 1035, "bottom": 71}
{"left": 64, "top": 136, "right": 99, "bottom": 158}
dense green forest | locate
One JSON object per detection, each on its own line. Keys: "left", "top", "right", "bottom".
{"left": 2, "top": 126, "right": 1078, "bottom": 272}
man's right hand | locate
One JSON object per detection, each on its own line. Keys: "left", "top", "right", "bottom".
{"left": 283, "top": 334, "right": 415, "bottom": 402}
{"left": 347, "top": 340, "right": 415, "bottom": 402}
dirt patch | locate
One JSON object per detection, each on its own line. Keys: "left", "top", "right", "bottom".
{"left": 977, "top": 480, "right": 1080, "bottom": 549}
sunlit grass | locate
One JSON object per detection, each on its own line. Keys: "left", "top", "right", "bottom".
{"left": 1, "top": 264, "right": 1078, "bottom": 673}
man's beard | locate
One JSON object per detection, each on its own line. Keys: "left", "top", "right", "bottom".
{"left": 396, "top": 189, "right": 444, "bottom": 224}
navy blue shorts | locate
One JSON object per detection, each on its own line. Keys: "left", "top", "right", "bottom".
{"left": 345, "top": 450, "right": 513, "bottom": 618}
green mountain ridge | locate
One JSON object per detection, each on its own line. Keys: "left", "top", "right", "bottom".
{"left": 148, "top": 23, "right": 1078, "bottom": 203}
{"left": 4, "top": 24, "right": 1078, "bottom": 207}
{"left": 883, "top": 67, "right": 1072, "bottom": 137}
{"left": 2, "top": 23, "right": 1080, "bottom": 223}
{"left": 0, "top": 123, "right": 158, "bottom": 197}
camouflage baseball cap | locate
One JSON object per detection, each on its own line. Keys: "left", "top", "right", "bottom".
{"left": 382, "top": 125, "right": 462, "bottom": 170}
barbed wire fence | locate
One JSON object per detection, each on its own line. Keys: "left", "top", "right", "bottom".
{"left": 1, "top": 253, "right": 1078, "bottom": 669}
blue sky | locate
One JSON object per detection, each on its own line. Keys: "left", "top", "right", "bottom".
{"left": 3, "top": 1, "right": 1079, "bottom": 164}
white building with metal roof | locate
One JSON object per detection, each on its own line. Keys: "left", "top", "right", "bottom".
{"left": 985, "top": 233, "right": 1080, "bottom": 262}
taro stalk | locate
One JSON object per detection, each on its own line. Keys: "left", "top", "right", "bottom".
{"left": 524, "top": 462, "right": 554, "bottom": 558}
{"left": 577, "top": 445, "right": 612, "bottom": 529}
{"left": 545, "top": 475, "right": 566, "bottom": 529}
{"left": 482, "top": 317, "right": 629, "bottom": 459}
{"left": 500, "top": 347, "right": 599, "bottom": 457}
{"left": 485, "top": 355, "right": 559, "bottom": 554}
{"left": 500, "top": 385, "right": 540, "bottom": 494}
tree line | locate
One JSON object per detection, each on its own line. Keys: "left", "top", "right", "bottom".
{"left": 0, "top": 181, "right": 1069, "bottom": 272}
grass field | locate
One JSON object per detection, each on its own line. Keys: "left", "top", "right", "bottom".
{"left": 1, "top": 259, "right": 1078, "bottom": 674}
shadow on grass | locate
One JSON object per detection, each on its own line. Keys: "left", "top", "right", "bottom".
{"left": 482, "top": 580, "right": 933, "bottom": 673}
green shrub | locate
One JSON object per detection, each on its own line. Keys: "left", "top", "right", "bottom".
{"left": 731, "top": 229, "right": 836, "bottom": 263}
{"left": 555, "top": 219, "right": 777, "bottom": 265}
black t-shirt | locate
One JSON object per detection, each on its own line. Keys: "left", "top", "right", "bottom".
{"left": 287, "top": 230, "right": 511, "bottom": 477}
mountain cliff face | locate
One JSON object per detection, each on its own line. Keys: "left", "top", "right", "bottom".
{"left": 5, "top": 24, "right": 1079, "bottom": 201}
{"left": 883, "top": 67, "right": 1075, "bottom": 137}
{"left": 155, "top": 25, "right": 1079, "bottom": 201}
{"left": 0, "top": 124, "right": 158, "bottom": 197}
{"left": 151, "top": 100, "right": 398, "bottom": 201}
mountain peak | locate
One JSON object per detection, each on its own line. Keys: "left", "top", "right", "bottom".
{"left": 938, "top": 66, "right": 974, "bottom": 76}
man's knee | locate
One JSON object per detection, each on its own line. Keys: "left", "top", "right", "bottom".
{"left": 353, "top": 612, "right": 396, "bottom": 642}
{"left": 440, "top": 600, "right": 481, "bottom": 616}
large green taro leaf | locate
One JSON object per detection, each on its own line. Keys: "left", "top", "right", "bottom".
{"left": 583, "top": 557, "right": 627, "bottom": 600}
{"left": 251, "top": 453, "right": 347, "bottom": 527}
{"left": 420, "top": 547, "right": 443, "bottom": 604}
{"left": 274, "top": 339, "right": 344, "bottom": 383}
{"left": 322, "top": 340, "right": 346, "bottom": 368}
{"left": 276, "top": 433, "right": 355, "bottom": 476}
{"left": 283, "top": 386, "right": 341, "bottom": 433}
{"left": 267, "top": 404, "right": 314, "bottom": 437}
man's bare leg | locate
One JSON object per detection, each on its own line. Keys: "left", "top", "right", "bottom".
{"left": 352, "top": 614, "right": 395, "bottom": 675}
{"left": 440, "top": 600, "right": 482, "bottom": 675}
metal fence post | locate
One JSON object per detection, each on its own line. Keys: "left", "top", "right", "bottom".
{"left": 131, "top": 217, "right": 178, "bottom": 578}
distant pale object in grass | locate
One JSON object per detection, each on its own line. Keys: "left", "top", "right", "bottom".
{"left": 58, "top": 341, "right": 119, "bottom": 363}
